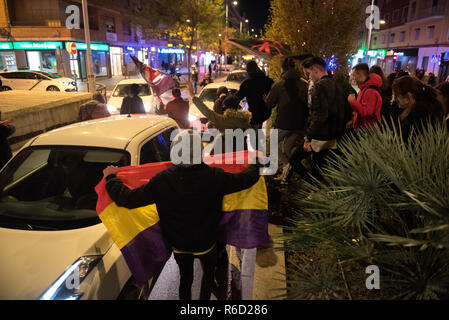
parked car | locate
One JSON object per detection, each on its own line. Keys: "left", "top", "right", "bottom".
{"left": 189, "top": 81, "right": 245, "bottom": 123}
{"left": 107, "top": 79, "right": 159, "bottom": 115}
{"left": 0, "top": 71, "right": 76, "bottom": 92}
{"left": 226, "top": 70, "right": 248, "bottom": 84}
{"left": 0, "top": 115, "right": 179, "bottom": 300}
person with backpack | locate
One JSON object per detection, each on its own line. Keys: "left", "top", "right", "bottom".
{"left": 347, "top": 63, "right": 383, "bottom": 130}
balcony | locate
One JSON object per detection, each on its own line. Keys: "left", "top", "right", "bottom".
{"left": 409, "top": 4, "right": 446, "bottom": 21}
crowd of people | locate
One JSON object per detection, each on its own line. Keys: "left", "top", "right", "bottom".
{"left": 2, "top": 53, "right": 449, "bottom": 301}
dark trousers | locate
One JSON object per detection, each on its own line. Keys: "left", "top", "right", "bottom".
{"left": 289, "top": 147, "right": 335, "bottom": 184}
{"left": 173, "top": 245, "right": 218, "bottom": 300}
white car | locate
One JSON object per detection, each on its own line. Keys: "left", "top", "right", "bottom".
{"left": 107, "top": 79, "right": 159, "bottom": 115}
{"left": 189, "top": 82, "right": 243, "bottom": 123}
{"left": 0, "top": 115, "right": 179, "bottom": 300}
{"left": 226, "top": 70, "right": 248, "bottom": 84}
{"left": 0, "top": 71, "right": 76, "bottom": 92}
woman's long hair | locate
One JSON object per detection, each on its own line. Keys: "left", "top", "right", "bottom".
{"left": 392, "top": 76, "right": 446, "bottom": 121}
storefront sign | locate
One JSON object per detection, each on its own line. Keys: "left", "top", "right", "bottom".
{"left": 378, "top": 50, "right": 386, "bottom": 56}
{"left": 0, "top": 42, "right": 13, "bottom": 50}
{"left": 368, "top": 50, "right": 378, "bottom": 57}
{"left": 158, "top": 48, "right": 185, "bottom": 54}
{"left": 431, "top": 54, "right": 439, "bottom": 63}
{"left": 126, "top": 47, "right": 135, "bottom": 52}
{"left": 13, "top": 41, "right": 63, "bottom": 50}
{"left": 395, "top": 52, "right": 404, "bottom": 56}
{"left": 71, "top": 42, "right": 109, "bottom": 51}
{"left": 151, "top": 47, "right": 157, "bottom": 52}
{"left": 66, "top": 42, "right": 77, "bottom": 55}
{"left": 386, "top": 50, "right": 395, "bottom": 56}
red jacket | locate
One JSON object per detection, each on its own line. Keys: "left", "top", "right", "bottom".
{"left": 350, "top": 73, "right": 383, "bottom": 130}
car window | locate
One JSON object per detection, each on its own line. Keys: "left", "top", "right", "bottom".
{"left": 0, "top": 72, "right": 20, "bottom": 79}
{"left": 227, "top": 72, "right": 247, "bottom": 82}
{"left": 0, "top": 72, "right": 16, "bottom": 79}
{"left": 31, "top": 72, "right": 49, "bottom": 80}
{"left": 0, "top": 147, "right": 130, "bottom": 231}
{"left": 112, "top": 84, "right": 151, "bottom": 97}
{"left": 199, "top": 88, "right": 238, "bottom": 102}
{"left": 140, "top": 129, "right": 174, "bottom": 165}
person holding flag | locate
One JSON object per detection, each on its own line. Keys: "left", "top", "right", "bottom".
{"left": 102, "top": 130, "right": 264, "bottom": 300}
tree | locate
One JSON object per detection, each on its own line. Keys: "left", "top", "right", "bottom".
{"left": 265, "top": 0, "right": 365, "bottom": 72}
{"left": 162, "top": 0, "right": 224, "bottom": 80}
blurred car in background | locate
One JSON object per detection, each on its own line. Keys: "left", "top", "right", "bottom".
{"left": 226, "top": 70, "right": 248, "bottom": 84}
{"left": 107, "top": 79, "right": 159, "bottom": 114}
{"left": 0, "top": 71, "right": 76, "bottom": 92}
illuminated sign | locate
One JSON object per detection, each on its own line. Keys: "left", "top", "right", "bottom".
{"left": 395, "top": 52, "right": 404, "bottom": 56}
{"left": 72, "top": 42, "right": 109, "bottom": 51}
{"left": 0, "top": 42, "right": 13, "bottom": 50}
{"left": 151, "top": 47, "right": 156, "bottom": 52}
{"left": 167, "top": 43, "right": 173, "bottom": 47}
{"left": 13, "top": 41, "right": 63, "bottom": 50}
{"left": 378, "top": 50, "right": 387, "bottom": 56}
{"left": 368, "top": 50, "right": 378, "bottom": 57}
{"left": 66, "top": 42, "right": 77, "bottom": 55}
{"left": 126, "top": 47, "right": 135, "bottom": 52}
{"left": 158, "top": 48, "right": 185, "bottom": 54}
{"left": 386, "top": 50, "right": 395, "bottom": 56}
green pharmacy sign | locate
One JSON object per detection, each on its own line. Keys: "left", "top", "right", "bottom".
{"left": 72, "top": 42, "right": 109, "bottom": 51}
{"left": 13, "top": 42, "right": 63, "bottom": 50}
{"left": 0, "top": 42, "right": 13, "bottom": 50}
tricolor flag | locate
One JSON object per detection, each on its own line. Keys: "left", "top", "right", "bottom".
{"left": 130, "top": 55, "right": 175, "bottom": 97}
{"left": 95, "top": 152, "right": 269, "bottom": 285}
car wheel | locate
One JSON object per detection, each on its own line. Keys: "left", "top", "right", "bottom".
{"left": 2, "top": 86, "right": 12, "bottom": 91}
{"left": 117, "top": 276, "right": 150, "bottom": 300}
{"left": 47, "top": 86, "right": 60, "bottom": 92}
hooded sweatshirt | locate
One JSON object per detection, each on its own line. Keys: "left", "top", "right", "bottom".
{"left": 350, "top": 73, "right": 383, "bottom": 130}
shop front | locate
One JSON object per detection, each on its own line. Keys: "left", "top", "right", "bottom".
{"left": 110, "top": 46, "right": 123, "bottom": 76}
{"left": 66, "top": 42, "right": 110, "bottom": 79}
{"left": 384, "top": 48, "right": 418, "bottom": 75}
{"left": 0, "top": 42, "right": 17, "bottom": 71}
{"left": 13, "top": 41, "right": 63, "bottom": 74}
{"left": 157, "top": 47, "right": 185, "bottom": 71}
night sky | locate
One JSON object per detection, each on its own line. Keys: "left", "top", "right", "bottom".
{"left": 239, "top": 0, "right": 271, "bottom": 35}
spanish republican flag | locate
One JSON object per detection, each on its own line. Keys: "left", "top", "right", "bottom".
{"left": 95, "top": 152, "right": 268, "bottom": 285}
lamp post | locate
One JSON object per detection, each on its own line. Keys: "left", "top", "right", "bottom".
{"left": 81, "top": 0, "right": 95, "bottom": 92}
{"left": 225, "top": 0, "right": 238, "bottom": 71}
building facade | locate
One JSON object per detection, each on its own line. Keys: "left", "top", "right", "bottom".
{"left": 366, "top": 0, "right": 449, "bottom": 81}
{"left": 0, "top": 0, "right": 182, "bottom": 80}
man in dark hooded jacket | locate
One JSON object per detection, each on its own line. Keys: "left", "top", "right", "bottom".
{"left": 265, "top": 57, "right": 308, "bottom": 183}
{"left": 103, "top": 130, "right": 262, "bottom": 300}
{"left": 236, "top": 61, "right": 274, "bottom": 128}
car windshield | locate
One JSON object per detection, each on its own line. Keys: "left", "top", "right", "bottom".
{"left": 0, "top": 147, "right": 130, "bottom": 231}
{"left": 112, "top": 84, "right": 151, "bottom": 97}
{"left": 227, "top": 72, "right": 247, "bottom": 82}
{"left": 37, "top": 71, "right": 60, "bottom": 79}
{"left": 199, "top": 88, "right": 238, "bottom": 102}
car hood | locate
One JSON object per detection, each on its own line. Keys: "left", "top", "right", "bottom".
{"left": 0, "top": 223, "right": 113, "bottom": 300}
{"left": 189, "top": 100, "right": 214, "bottom": 118}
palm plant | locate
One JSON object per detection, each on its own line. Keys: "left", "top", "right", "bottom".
{"left": 281, "top": 121, "right": 449, "bottom": 300}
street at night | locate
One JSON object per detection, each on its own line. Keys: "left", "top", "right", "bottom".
{"left": 1, "top": 0, "right": 449, "bottom": 314}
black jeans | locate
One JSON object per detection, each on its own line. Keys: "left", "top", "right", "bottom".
{"left": 289, "top": 148, "right": 335, "bottom": 184}
{"left": 173, "top": 245, "right": 218, "bottom": 300}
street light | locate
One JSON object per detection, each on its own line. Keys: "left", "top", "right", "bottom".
{"left": 186, "top": 19, "right": 191, "bottom": 23}
{"left": 233, "top": 1, "right": 238, "bottom": 5}
{"left": 225, "top": 0, "right": 238, "bottom": 71}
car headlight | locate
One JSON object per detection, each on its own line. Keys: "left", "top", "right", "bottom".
{"left": 189, "top": 114, "right": 198, "bottom": 122}
{"left": 144, "top": 103, "right": 152, "bottom": 112}
{"left": 107, "top": 104, "right": 118, "bottom": 113}
{"left": 39, "top": 255, "right": 103, "bottom": 300}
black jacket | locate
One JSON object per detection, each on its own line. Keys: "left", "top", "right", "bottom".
{"left": 106, "top": 164, "right": 260, "bottom": 253}
{"left": 237, "top": 72, "right": 274, "bottom": 125}
{"left": 0, "top": 122, "right": 15, "bottom": 169}
{"left": 120, "top": 96, "right": 146, "bottom": 115}
{"left": 307, "top": 75, "right": 346, "bottom": 141}
{"left": 265, "top": 69, "right": 308, "bottom": 131}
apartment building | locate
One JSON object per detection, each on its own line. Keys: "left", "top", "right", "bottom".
{"left": 368, "top": 0, "right": 449, "bottom": 81}
{"left": 0, "top": 0, "right": 176, "bottom": 79}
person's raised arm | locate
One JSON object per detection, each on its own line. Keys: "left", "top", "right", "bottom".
{"left": 104, "top": 166, "right": 156, "bottom": 209}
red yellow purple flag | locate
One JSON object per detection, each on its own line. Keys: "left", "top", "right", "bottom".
{"left": 95, "top": 152, "right": 268, "bottom": 284}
